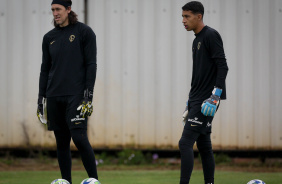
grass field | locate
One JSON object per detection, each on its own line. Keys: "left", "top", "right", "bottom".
{"left": 1, "top": 170, "right": 282, "bottom": 184}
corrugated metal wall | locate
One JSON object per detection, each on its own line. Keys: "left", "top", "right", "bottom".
{"left": 0, "top": 0, "right": 281, "bottom": 150}
{"left": 0, "top": 0, "right": 85, "bottom": 148}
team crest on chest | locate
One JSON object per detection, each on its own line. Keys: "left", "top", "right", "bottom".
{"left": 197, "top": 42, "right": 201, "bottom": 50}
{"left": 69, "top": 35, "right": 75, "bottom": 42}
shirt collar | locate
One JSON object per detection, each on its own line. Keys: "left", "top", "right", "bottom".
{"left": 195, "top": 25, "right": 208, "bottom": 37}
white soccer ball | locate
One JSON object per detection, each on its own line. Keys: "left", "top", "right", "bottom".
{"left": 81, "top": 178, "right": 101, "bottom": 184}
{"left": 247, "top": 179, "right": 266, "bottom": 184}
{"left": 51, "top": 179, "right": 70, "bottom": 184}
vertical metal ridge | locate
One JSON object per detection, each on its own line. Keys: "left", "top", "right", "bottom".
{"left": 84, "top": 0, "right": 88, "bottom": 25}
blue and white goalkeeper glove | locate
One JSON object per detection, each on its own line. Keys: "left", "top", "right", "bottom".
{"left": 182, "top": 101, "right": 188, "bottom": 126}
{"left": 201, "top": 88, "right": 222, "bottom": 116}
{"left": 77, "top": 89, "right": 93, "bottom": 118}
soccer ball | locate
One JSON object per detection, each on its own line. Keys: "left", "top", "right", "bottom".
{"left": 247, "top": 179, "right": 266, "bottom": 184}
{"left": 51, "top": 179, "right": 70, "bottom": 184}
{"left": 81, "top": 178, "right": 101, "bottom": 184}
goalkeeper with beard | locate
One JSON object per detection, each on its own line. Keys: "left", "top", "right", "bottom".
{"left": 36, "top": 0, "right": 98, "bottom": 183}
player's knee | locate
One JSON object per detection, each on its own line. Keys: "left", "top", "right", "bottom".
{"left": 70, "top": 129, "right": 88, "bottom": 148}
{"left": 197, "top": 142, "right": 212, "bottom": 153}
{"left": 54, "top": 130, "right": 71, "bottom": 150}
{"left": 179, "top": 137, "right": 194, "bottom": 152}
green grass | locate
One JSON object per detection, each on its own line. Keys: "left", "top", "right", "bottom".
{"left": 0, "top": 170, "right": 282, "bottom": 184}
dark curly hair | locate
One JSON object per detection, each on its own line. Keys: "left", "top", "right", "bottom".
{"left": 53, "top": 0, "right": 78, "bottom": 27}
{"left": 182, "top": 1, "right": 204, "bottom": 19}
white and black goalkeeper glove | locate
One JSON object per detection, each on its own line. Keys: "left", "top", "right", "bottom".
{"left": 201, "top": 87, "right": 222, "bottom": 116}
{"left": 77, "top": 89, "right": 93, "bottom": 118}
{"left": 37, "top": 96, "right": 47, "bottom": 124}
{"left": 182, "top": 101, "right": 188, "bottom": 126}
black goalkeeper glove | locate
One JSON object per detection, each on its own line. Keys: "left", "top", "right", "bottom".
{"left": 37, "top": 96, "right": 47, "bottom": 124}
{"left": 77, "top": 89, "right": 93, "bottom": 118}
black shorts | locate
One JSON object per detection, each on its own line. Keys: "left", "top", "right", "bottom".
{"left": 184, "top": 100, "right": 216, "bottom": 134}
{"left": 46, "top": 95, "right": 87, "bottom": 131}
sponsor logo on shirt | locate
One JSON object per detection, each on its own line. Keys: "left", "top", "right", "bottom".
{"left": 50, "top": 40, "right": 55, "bottom": 45}
{"left": 188, "top": 117, "right": 203, "bottom": 125}
{"left": 207, "top": 122, "right": 212, "bottom": 127}
{"left": 71, "top": 115, "right": 85, "bottom": 122}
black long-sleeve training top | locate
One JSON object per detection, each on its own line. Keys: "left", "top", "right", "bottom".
{"left": 189, "top": 25, "right": 228, "bottom": 101}
{"left": 39, "top": 22, "right": 97, "bottom": 98}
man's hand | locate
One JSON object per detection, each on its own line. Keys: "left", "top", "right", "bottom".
{"left": 182, "top": 101, "right": 188, "bottom": 126}
{"left": 77, "top": 89, "right": 93, "bottom": 118}
{"left": 201, "top": 88, "right": 222, "bottom": 116}
{"left": 37, "top": 96, "right": 47, "bottom": 124}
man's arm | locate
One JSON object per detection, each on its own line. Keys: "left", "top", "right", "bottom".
{"left": 214, "top": 58, "right": 228, "bottom": 89}
{"left": 83, "top": 26, "right": 97, "bottom": 92}
{"left": 201, "top": 30, "right": 228, "bottom": 116}
{"left": 39, "top": 35, "right": 52, "bottom": 97}
{"left": 207, "top": 30, "right": 228, "bottom": 89}
{"left": 76, "top": 26, "right": 97, "bottom": 118}
{"left": 37, "top": 35, "right": 51, "bottom": 124}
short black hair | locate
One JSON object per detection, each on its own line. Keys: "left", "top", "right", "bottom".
{"left": 182, "top": 1, "right": 204, "bottom": 18}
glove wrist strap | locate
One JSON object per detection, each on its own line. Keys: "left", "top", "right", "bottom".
{"left": 212, "top": 87, "right": 222, "bottom": 97}
{"left": 84, "top": 89, "right": 93, "bottom": 101}
{"left": 38, "top": 96, "right": 44, "bottom": 104}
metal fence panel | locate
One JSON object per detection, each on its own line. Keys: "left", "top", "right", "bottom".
{"left": 0, "top": 0, "right": 281, "bottom": 150}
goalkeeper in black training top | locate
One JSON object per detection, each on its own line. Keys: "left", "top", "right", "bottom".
{"left": 37, "top": 0, "right": 98, "bottom": 183}
{"left": 179, "top": 1, "right": 228, "bottom": 184}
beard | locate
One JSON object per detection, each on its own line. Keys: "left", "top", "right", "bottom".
{"left": 53, "top": 17, "right": 69, "bottom": 27}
